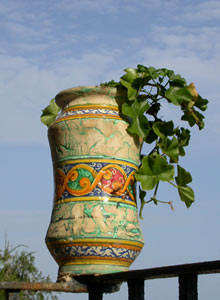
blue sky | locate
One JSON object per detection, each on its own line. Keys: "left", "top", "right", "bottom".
{"left": 0, "top": 0, "right": 220, "bottom": 299}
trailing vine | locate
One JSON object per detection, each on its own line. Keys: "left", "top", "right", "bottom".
{"left": 101, "top": 65, "right": 208, "bottom": 217}
{"left": 41, "top": 64, "right": 208, "bottom": 218}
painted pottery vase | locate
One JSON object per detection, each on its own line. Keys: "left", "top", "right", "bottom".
{"left": 45, "top": 86, "right": 144, "bottom": 281}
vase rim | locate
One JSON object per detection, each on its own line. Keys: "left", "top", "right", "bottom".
{"left": 55, "top": 85, "right": 126, "bottom": 109}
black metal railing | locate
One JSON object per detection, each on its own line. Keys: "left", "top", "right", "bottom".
{"left": 1, "top": 260, "right": 220, "bottom": 300}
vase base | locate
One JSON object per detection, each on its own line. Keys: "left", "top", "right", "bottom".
{"left": 57, "top": 263, "right": 128, "bottom": 281}
{"left": 57, "top": 268, "right": 122, "bottom": 293}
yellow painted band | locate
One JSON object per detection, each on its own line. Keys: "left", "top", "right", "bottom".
{"left": 47, "top": 239, "right": 144, "bottom": 248}
{"left": 55, "top": 196, "right": 136, "bottom": 206}
{"left": 64, "top": 104, "right": 119, "bottom": 112}
{"left": 61, "top": 258, "right": 131, "bottom": 267}
{"left": 57, "top": 158, "right": 138, "bottom": 170}
{"left": 54, "top": 114, "right": 123, "bottom": 124}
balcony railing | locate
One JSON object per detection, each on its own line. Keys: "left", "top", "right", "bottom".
{"left": 1, "top": 260, "right": 220, "bottom": 300}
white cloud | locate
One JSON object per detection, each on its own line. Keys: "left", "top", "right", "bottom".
{"left": 13, "top": 42, "right": 51, "bottom": 52}
{"left": 0, "top": 1, "right": 54, "bottom": 54}
{"left": 5, "top": 21, "right": 43, "bottom": 38}
{"left": 135, "top": 23, "right": 219, "bottom": 138}
{"left": 54, "top": 0, "right": 118, "bottom": 14}
{"left": 1, "top": 19, "right": 219, "bottom": 145}
{"left": 0, "top": 1, "right": 21, "bottom": 14}
{"left": 137, "top": 25, "right": 220, "bottom": 91}
{"left": 153, "top": 26, "right": 220, "bottom": 55}
{"left": 0, "top": 0, "right": 219, "bottom": 145}
{"left": 184, "top": 0, "right": 220, "bottom": 21}
{"left": 54, "top": 0, "right": 179, "bottom": 15}
{"left": 0, "top": 48, "right": 125, "bottom": 145}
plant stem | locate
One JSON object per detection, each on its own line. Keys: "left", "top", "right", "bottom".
{"left": 168, "top": 180, "right": 178, "bottom": 188}
{"left": 153, "top": 182, "right": 159, "bottom": 198}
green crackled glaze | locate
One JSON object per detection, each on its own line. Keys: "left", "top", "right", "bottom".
{"left": 48, "top": 118, "right": 141, "bottom": 164}
{"left": 58, "top": 264, "right": 128, "bottom": 276}
{"left": 47, "top": 201, "right": 143, "bottom": 242}
{"left": 45, "top": 86, "right": 144, "bottom": 280}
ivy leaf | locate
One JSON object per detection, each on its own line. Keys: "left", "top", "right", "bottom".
{"left": 146, "top": 66, "right": 160, "bottom": 79}
{"left": 100, "top": 80, "right": 121, "bottom": 87}
{"left": 181, "top": 109, "right": 205, "bottom": 129}
{"left": 40, "top": 99, "right": 61, "bottom": 127}
{"left": 145, "top": 127, "right": 158, "bottom": 144}
{"left": 146, "top": 103, "right": 161, "bottom": 117}
{"left": 121, "top": 68, "right": 138, "bottom": 82}
{"left": 156, "top": 68, "right": 173, "bottom": 78}
{"left": 120, "top": 79, "right": 138, "bottom": 100}
{"left": 152, "top": 122, "right": 179, "bottom": 161}
{"left": 175, "top": 165, "right": 192, "bottom": 186}
{"left": 169, "top": 74, "right": 187, "bottom": 87}
{"left": 178, "top": 186, "right": 194, "bottom": 208}
{"left": 193, "top": 110, "right": 205, "bottom": 129}
{"left": 176, "top": 128, "right": 191, "bottom": 156}
{"left": 120, "top": 68, "right": 139, "bottom": 100}
{"left": 154, "top": 69, "right": 186, "bottom": 87}
{"left": 181, "top": 111, "right": 196, "bottom": 127}
{"left": 175, "top": 165, "right": 194, "bottom": 208}
{"left": 152, "top": 121, "right": 175, "bottom": 138}
{"left": 137, "top": 64, "right": 149, "bottom": 73}
{"left": 122, "top": 99, "right": 150, "bottom": 138}
{"left": 159, "top": 137, "right": 180, "bottom": 162}
{"left": 194, "top": 95, "right": 209, "bottom": 111}
{"left": 165, "top": 86, "right": 193, "bottom": 105}
{"left": 176, "top": 128, "right": 191, "bottom": 147}
{"left": 137, "top": 65, "right": 160, "bottom": 80}
{"left": 178, "top": 146, "right": 185, "bottom": 157}
{"left": 135, "top": 154, "right": 175, "bottom": 191}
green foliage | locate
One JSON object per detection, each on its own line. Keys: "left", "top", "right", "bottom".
{"left": 41, "top": 64, "right": 208, "bottom": 216}
{"left": 135, "top": 154, "right": 175, "bottom": 191}
{"left": 0, "top": 239, "right": 58, "bottom": 300}
{"left": 40, "top": 99, "right": 61, "bottom": 127}
{"left": 100, "top": 80, "right": 121, "bottom": 88}
{"left": 102, "top": 64, "right": 208, "bottom": 216}
{"left": 122, "top": 99, "right": 150, "bottom": 137}
{"left": 175, "top": 165, "right": 194, "bottom": 208}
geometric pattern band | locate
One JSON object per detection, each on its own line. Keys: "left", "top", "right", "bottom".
{"left": 54, "top": 105, "right": 122, "bottom": 124}
{"left": 47, "top": 239, "right": 143, "bottom": 267}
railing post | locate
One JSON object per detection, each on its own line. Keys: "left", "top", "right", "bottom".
{"left": 88, "top": 285, "right": 103, "bottom": 300}
{"left": 179, "top": 274, "right": 198, "bottom": 300}
{"left": 127, "top": 279, "right": 145, "bottom": 300}
{"left": 88, "top": 290, "right": 103, "bottom": 300}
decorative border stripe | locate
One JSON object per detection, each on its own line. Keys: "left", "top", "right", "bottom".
{"left": 54, "top": 159, "right": 137, "bottom": 204}
{"left": 54, "top": 242, "right": 142, "bottom": 250}
{"left": 62, "top": 258, "right": 131, "bottom": 267}
{"left": 47, "top": 238, "right": 144, "bottom": 248}
{"left": 47, "top": 239, "right": 143, "bottom": 268}
{"left": 55, "top": 196, "right": 136, "bottom": 207}
{"left": 48, "top": 242, "right": 143, "bottom": 251}
{"left": 64, "top": 104, "right": 119, "bottom": 112}
{"left": 55, "top": 156, "right": 139, "bottom": 167}
{"left": 54, "top": 114, "right": 123, "bottom": 124}
{"left": 56, "top": 158, "right": 138, "bottom": 170}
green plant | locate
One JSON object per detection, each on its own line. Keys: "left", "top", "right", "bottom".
{"left": 41, "top": 64, "right": 208, "bottom": 217}
{"left": 0, "top": 238, "right": 58, "bottom": 300}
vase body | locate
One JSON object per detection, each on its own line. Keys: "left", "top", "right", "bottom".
{"left": 45, "top": 86, "right": 144, "bottom": 280}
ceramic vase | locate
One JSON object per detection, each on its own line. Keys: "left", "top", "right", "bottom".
{"left": 45, "top": 86, "right": 144, "bottom": 281}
